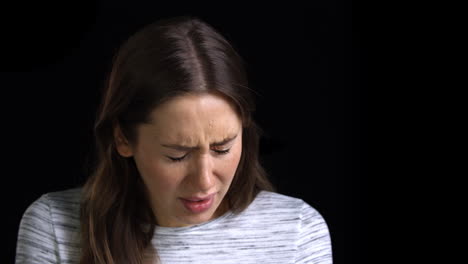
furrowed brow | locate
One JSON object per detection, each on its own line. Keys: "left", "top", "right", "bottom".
{"left": 161, "top": 134, "right": 238, "bottom": 150}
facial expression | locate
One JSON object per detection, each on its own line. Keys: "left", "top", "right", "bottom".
{"left": 115, "top": 92, "right": 243, "bottom": 227}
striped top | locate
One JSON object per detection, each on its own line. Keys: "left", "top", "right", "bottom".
{"left": 15, "top": 188, "right": 332, "bottom": 263}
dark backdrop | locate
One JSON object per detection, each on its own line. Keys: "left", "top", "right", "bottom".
{"left": 1, "top": 1, "right": 369, "bottom": 263}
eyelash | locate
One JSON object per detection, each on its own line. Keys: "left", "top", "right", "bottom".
{"left": 169, "top": 149, "right": 231, "bottom": 162}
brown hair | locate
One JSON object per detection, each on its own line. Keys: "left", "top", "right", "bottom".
{"left": 79, "top": 15, "right": 275, "bottom": 263}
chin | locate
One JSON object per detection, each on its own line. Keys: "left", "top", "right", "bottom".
{"left": 175, "top": 211, "right": 215, "bottom": 227}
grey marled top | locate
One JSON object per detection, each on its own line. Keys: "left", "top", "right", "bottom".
{"left": 16, "top": 188, "right": 332, "bottom": 263}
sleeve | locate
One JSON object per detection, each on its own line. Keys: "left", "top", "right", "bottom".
{"left": 295, "top": 201, "right": 333, "bottom": 264}
{"left": 15, "top": 194, "right": 60, "bottom": 264}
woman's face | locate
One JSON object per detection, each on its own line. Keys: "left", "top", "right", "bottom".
{"left": 115, "top": 93, "right": 243, "bottom": 227}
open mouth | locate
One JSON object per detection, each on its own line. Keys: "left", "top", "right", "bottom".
{"left": 180, "top": 193, "right": 216, "bottom": 213}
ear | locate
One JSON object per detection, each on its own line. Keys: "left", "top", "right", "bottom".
{"left": 114, "top": 124, "right": 134, "bottom": 157}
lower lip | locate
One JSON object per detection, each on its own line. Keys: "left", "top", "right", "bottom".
{"left": 180, "top": 195, "right": 215, "bottom": 213}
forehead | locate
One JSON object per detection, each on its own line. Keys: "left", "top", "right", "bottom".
{"left": 147, "top": 93, "right": 241, "bottom": 140}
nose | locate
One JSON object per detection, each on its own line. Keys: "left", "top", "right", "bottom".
{"left": 188, "top": 153, "right": 215, "bottom": 191}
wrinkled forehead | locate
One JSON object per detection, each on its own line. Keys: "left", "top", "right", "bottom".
{"left": 146, "top": 92, "right": 242, "bottom": 142}
{"left": 152, "top": 92, "right": 240, "bottom": 119}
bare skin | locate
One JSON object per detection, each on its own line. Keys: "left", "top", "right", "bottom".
{"left": 115, "top": 92, "right": 243, "bottom": 228}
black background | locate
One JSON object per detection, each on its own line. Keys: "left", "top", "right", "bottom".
{"left": 1, "top": 1, "right": 371, "bottom": 263}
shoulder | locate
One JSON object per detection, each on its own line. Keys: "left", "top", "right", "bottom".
{"left": 256, "top": 190, "right": 300, "bottom": 201}
{"left": 45, "top": 186, "right": 82, "bottom": 219}
{"left": 252, "top": 192, "right": 332, "bottom": 263}
{"left": 21, "top": 187, "right": 82, "bottom": 229}
{"left": 252, "top": 190, "right": 322, "bottom": 216}
{"left": 16, "top": 187, "right": 83, "bottom": 263}
{"left": 35, "top": 187, "right": 82, "bottom": 212}
{"left": 24, "top": 187, "right": 81, "bottom": 212}
{"left": 241, "top": 191, "right": 326, "bottom": 225}
{"left": 251, "top": 191, "right": 330, "bottom": 231}
{"left": 253, "top": 190, "right": 304, "bottom": 209}
{"left": 44, "top": 187, "right": 82, "bottom": 206}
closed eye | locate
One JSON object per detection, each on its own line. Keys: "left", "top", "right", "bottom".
{"left": 214, "top": 149, "right": 230, "bottom": 155}
{"left": 168, "top": 155, "right": 187, "bottom": 162}
{"left": 167, "top": 148, "right": 231, "bottom": 162}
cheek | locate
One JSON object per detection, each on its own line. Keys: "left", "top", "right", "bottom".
{"left": 219, "top": 141, "right": 242, "bottom": 178}
{"left": 135, "top": 155, "right": 183, "bottom": 192}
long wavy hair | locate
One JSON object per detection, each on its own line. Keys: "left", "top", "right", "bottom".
{"left": 79, "top": 15, "right": 275, "bottom": 263}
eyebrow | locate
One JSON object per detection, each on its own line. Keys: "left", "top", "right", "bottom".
{"left": 161, "top": 134, "right": 238, "bottom": 151}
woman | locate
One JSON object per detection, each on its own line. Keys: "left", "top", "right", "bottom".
{"left": 15, "top": 16, "right": 332, "bottom": 263}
